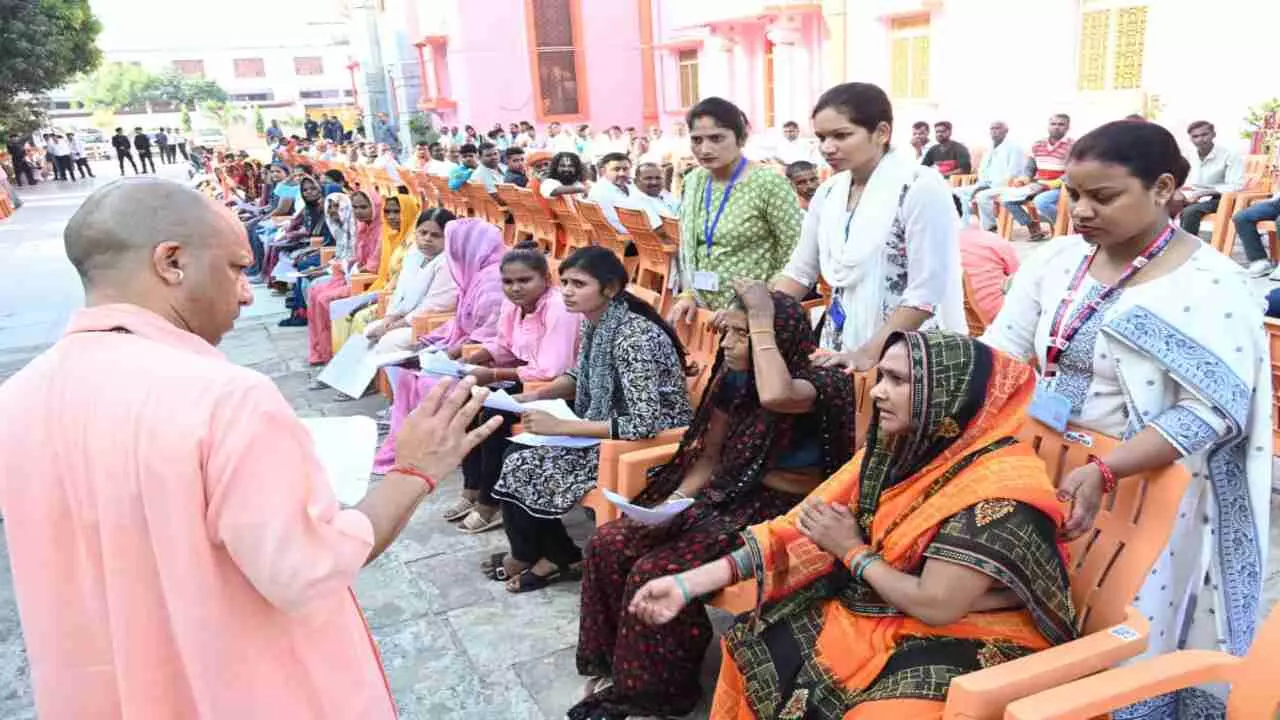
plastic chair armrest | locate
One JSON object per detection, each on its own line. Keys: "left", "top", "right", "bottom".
{"left": 615, "top": 443, "right": 680, "bottom": 498}
{"left": 409, "top": 312, "right": 452, "bottom": 338}
{"left": 1002, "top": 650, "right": 1241, "bottom": 720}
{"left": 943, "top": 608, "right": 1150, "bottom": 720}
{"left": 1233, "top": 190, "right": 1272, "bottom": 210}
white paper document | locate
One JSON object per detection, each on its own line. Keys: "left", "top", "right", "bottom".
{"left": 299, "top": 416, "right": 378, "bottom": 505}
{"left": 329, "top": 292, "right": 377, "bottom": 321}
{"left": 418, "top": 350, "right": 472, "bottom": 377}
{"left": 316, "top": 337, "right": 412, "bottom": 398}
{"left": 600, "top": 488, "right": 693, "bottom": 525}
{"left": 481, "top": 389, "right": 580, "bottom": 420}
{"left": 508, "top": 432, "right": 601, "bottom": 449}
{"left": 271, "top": 254, "right": 297, "bottom": 281}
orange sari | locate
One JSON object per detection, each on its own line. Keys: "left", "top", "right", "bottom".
{"left": 711, "top": 331, "right": 1076, "bottom": 720}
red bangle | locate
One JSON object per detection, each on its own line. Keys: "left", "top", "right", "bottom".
{"left": 1088, "top": 455, "right": 1117, "bottom": 494}
{"left": 389, "top": 465, "right": 436, "bottom": 494}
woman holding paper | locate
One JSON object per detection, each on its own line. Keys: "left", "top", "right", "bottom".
{"left": 441, "top": 240, "right": 582, "bottom": 534}
{"left": 362, "top": 208, "right": 459, "bottom": 352}
{"left": 372, "top": 219, "right": 506, "bottom": 473}
{"left": 569, "top": 283, "right": 854, "bottom": 720}
{"left": 307, "top": 190, "right": 383, "bottom": 364}
{"left": 487, "top": 247, "right": 694, "bottom": 593}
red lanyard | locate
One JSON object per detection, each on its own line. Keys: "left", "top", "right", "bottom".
{"left": 1043, "top": 224, "right": 1175, "bottom": 378}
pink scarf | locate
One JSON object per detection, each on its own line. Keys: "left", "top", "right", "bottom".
{"left": 422, "top": 218, "right": 505, "bottom": 348}
{"left": 353, "top": 190, "right": 383, "bottom": 272}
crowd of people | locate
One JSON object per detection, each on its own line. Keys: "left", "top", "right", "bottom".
{"left": 0, "top": 77, "right": 1275, "bottom": 720}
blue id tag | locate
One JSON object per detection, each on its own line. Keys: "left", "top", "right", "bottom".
{"left": 1029, "top": 381, "right": 1072, "bottom": 432}
{"left": 828, "top": 297, "right": 847, "bottom": 332}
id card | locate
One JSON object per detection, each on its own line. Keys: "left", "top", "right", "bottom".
{"left": 692, "top": 270, "right": 720, "bottom": 292}
{"left": 1029, "top": 380, "right": 1072, "bottom": 432}
{"left": 828, "top": 297, "right": 847, "bottom": 332}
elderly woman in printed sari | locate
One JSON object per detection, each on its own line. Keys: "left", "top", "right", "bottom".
{"left": 630, "top": 331, "right": 1076, "bottom": 720}
{"left": 569, "top": 285, "right": 854, "bottom": 720}
{"left": 982, "top": 120, "right": 1271, "bottom": 719}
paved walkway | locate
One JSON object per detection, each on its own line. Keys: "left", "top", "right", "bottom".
{"left": 0, "top": 171, "right": 1278, "bottom": 719}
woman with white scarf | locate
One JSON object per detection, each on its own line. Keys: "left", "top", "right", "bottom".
{"left": 364, "top": 208, "right": 459, "bottom": 353}
{"left": 774, "top": 82, "right": 967, "bottom": 371}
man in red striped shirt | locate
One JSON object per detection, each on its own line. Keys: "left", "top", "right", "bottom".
{"left": 1000, "top": 113, "right": 1074, "bottom": 240}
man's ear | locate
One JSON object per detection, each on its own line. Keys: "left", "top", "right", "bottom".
{"left": 153, "top": 241, "right": 185, "bottom": 285}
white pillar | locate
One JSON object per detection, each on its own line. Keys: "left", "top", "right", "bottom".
{"left": 767, "top": 27, "right": 801, "bottom": 128}
{"left": 700, "top": 35, "right": 736, "bottom": 101}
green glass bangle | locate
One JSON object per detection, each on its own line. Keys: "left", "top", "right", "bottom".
{"left": 673, "top": 574, "right": 693, "bottom": 603}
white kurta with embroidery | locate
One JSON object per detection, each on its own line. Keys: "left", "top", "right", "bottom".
{"left": 982, "top": 235, "right": 1272, "bottom": 718}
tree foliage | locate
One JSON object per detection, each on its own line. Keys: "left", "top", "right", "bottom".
{"left": 1241, "top": 99, "right": 1280, "bottom": 140}
{"left": 75, "top": 64, "right": 227, "bottom": 112}
{"left": 0, "top": 0, "right": 103, "bottom": 133}
{"left": 200, "top": 101, "right": 244, "bottom": 130}
{"left": 253, "top": 105, "right": 265, "bottom": 135}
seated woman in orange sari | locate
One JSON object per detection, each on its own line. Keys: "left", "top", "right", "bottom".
{"left": 631, "top": 331, "right": 1077, "bottom": 720}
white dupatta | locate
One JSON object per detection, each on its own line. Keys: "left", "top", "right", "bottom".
{"left": 810, "top": 150, "right": 966, "bottom": 350}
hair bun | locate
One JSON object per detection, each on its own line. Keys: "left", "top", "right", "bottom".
{"left": 512, "top": 238, "right": 541, "bottom": 251}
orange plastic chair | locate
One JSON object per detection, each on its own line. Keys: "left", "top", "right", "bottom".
{"left": 577, "top": 200, "right": 633, "bottom": 269}
{"left": 348, "top": 272, "right": 379, "bottom": 295}
{"left": 617, "top": 207, "right": 677, "bottom": 313}
{"left": 963, "top": 274, "right": 991, "bottom": 336}
{"left": 626, "top": 283, "right": 661, "bottom": 310}
{"left": 1265, "top": 318, "right": 1280, "bottom": 455}
{"left": 1004, "top": 603, "right": 1280, "bottom": 719}
{"left": 614, "top": 420, "right": 1192, "bottom": 718}
{"left": 548, "top": 196, "right": 595, "bottom": 257}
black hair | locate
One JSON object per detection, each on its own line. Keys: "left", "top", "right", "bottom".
{"left": 785, "top": 160, "right": 816, "bottom": 179}
{"left": 934, "top": 120, "right": 952, "bottom": 131}
{"left": 323, "top": 169, "right": 346, "bottom": 186}
{"left": 685, "top": 97, "right": 749, "bottom": 142}
{"left": 459, "top": 143, "right": 478, "bottom": 155}
{"left": 1069, "top": 120, "right": 1190, "bottom": 189}
{"left": 783, "top": 120, "right": 799, "bottom": 129}
{"left": 549, "top": 151, "right": 584, "bottom": 184}
{"left": 501, "top": 239, "right": 549, "bottom": 275}
{"left": 1052, "top": 113, "right": 1072, "bottom": 124}
{"left": 911, "top": 121, "right": 929, "bottom": 131}
{"left": 1187, "top": 120, "right": 1214, "bottom": 134}
{"left": 506, "top": 146, "right": 525, "bottom": 158}
{"left": 477, "top": 142, "right": 496, "bottom": 153}
{"left": 558, "top": 246, "right": 692, "bottom": 374}
{"left": 952, "top": 194, "right": 964, "bottom": 218}
{"left": 297, "top": 163, "right": 314, "bottom": 176}
{"left": 598, "top": 151, "right": 630, "bottom": 169}
{"left": 812, "top": 82, "right": 893, "bottom": 152}
{"left": 416, "top": 206, "right": 456, "bottom": 228}
{"left": 115, "top": 127, "right": 123, "bottom": 132}
{"left": 428, "top": 140, "right": 443, "bottom": 149}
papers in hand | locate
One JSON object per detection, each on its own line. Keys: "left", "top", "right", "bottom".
{"left": 484, "top": 389, "right": 592, "bottom": 447}
{"left": 508, "top": 433, "right": 600, "bottom": 448}
{"left": 418, "top": 350, "right": 473, "bottom": 377}
{"left": 482, "top": 389, "right": 578, "bottom": 420}
{"left": 299, "top": 416, "right": 378, "bottom": 505}
{"left": 316, "top": 338, "right": 415, "bottom": 398}
{"left": 601, "top": 488, "right": 693, "bottom": 525}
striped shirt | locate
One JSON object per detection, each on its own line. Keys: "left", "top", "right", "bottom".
{"left": 1030, "top": 137, "right": 1074, "bottom": 182}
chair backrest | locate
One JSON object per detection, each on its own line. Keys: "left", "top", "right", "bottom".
{"left": 962, "top": 274, "right": 990, "bottom": 336}
{"left": 627, "top": 283, "right": 661, "bottom": 310}
{"left": 1266, "top": 319, "right": 1280, "bottom": 453}
{"left": 1016, "top": 421, "right": 1191, "bottom": 633}
{"left": 1227, "top": 603, "right": 1280, "bottom": 717}
{"left": 675, "top": 308, "right": 720, "bottom": 404}
{"left": 577, "top": 200, "right": 630, "bottom": 257}
{"left": 660, "top": 216, "right": 680, "bottom": 242}
{"left": 617, "top": 207, "right": 672, "bottom": 266}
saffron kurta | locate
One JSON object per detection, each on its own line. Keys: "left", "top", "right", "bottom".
{"left": 0, "top": 304, "right": 395, "bottom": 719}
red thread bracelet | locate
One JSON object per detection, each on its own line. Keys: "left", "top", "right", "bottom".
{"left": 389, "top": 465, "right": 437, "bottom": 494}
{"left": 1087, "top": 455, "right": 1117, "bottom": 494}
{"left": 842, "top": 544, "right": 870, "bottom": 571}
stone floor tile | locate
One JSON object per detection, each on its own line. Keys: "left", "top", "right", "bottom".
{"left": 353, "top": 553, "right": 438, "bottom": 630}
{"left": 374, "top": 616, "right": 545, "bottom": 719}
{"left": 512, "top": 646, "right": 583, "bottom": 719}
{"left": 447, "top": 587, "right": 581, "bottom": 674}
{"left": 405, "top": 549, "right": 502, "bottom": 615}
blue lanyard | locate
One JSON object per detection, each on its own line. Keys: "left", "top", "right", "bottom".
{"left": 703, "top": 157, "right": 748, "bottom": 258}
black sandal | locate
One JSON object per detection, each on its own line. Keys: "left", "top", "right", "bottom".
{"left": 481, "top": 552, "right": 508, "bottom": 580}
{"left": 506, "top": 564, "right": 582, "bottom": 594}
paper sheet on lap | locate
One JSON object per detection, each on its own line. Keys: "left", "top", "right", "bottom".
{"left": 329, "top": 292, "right": 377, "bottom": 321}
{"left": 601, "top": 488, "right": 692, "bottom": 525}
{"left": 317, "top": 336, "right": 415, "bottom": 398}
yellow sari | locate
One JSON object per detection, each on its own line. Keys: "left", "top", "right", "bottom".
{"left": 711, "top": 331, "right": 1076, "bottom": 720}
{"left": 331, "top": 192, "right": 422, "bottom": 349}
